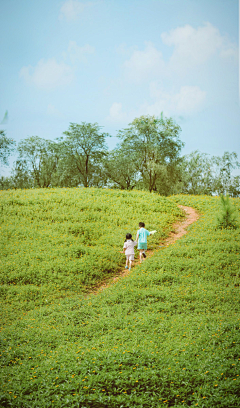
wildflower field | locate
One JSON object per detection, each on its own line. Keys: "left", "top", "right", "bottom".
{"left": 1, "top": 188, "right": 180, "bottom": 317}
{"left": 1, "top": 189, "right": 240, "bottom": 408}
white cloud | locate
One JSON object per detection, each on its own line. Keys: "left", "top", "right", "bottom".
{"left": 20, "top": 58, "right": 74, "bottom": 90}
{"left": 122, "top": 23, "right": 237, "bottom": 85}
{"left": 123, "top": 41, "right": 165, "bottom": 83}
{"left": 19, "top": 40, "right": 95, "bottom": 90}
{"left": 107, "top": 102, "right": 128, "bottom": 123}
{"left": 118, "top": 22, "right": 236, "bottom": 118}
{"left": 220, "top": 45, "right": 238, "bottom": 59}
{"left": 67, "top": 41, "right": 95, "bottom": 63}
{"left": 59, "top": 0, "right": 92, "bottom": 21}
{"left": 161, "top": 22, "right": 238, "bottom": 73}
{"left": 107, "top": 86, "right": 205, "bottom": 124}
{"left": 144, "top": 85, "right": 206, "bottom": 116}
{"left": 107, "top": 86, "right": 206, "bottom": 125}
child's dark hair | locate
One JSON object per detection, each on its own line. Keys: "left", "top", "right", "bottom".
{"left": 139, "top": 222, "right": 145, "bottom": 228}
{"left": 125, "top": 233, "right": 134, "bottom": 242}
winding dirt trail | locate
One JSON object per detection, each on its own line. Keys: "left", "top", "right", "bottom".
{"left": 88, "top": 205, "right": 199, "bottom": 296}
{"left": 164, "top": 205, "right": 200, "bottom": 246}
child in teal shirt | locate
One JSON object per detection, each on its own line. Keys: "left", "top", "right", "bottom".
{"left": 136, "top": 222, "right": 152, "bottom": 263}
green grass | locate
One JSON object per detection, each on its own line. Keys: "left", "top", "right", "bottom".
{"left": 1, "top": 191, "right": 240, "bottom": 407}
{"left": 0, "top": 187, "right": 181, "bottom": 318}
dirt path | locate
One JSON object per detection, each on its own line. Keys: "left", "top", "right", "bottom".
{"left": 88, "top": 205, "right": 200, "bottom": 296}
{"left": 164, "top": 205, "right": 200, "bottom": 246}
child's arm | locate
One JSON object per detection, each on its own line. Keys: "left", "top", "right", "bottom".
{"left": 121, "top": 243, "right": 126, "bottom": 254}
{"left": 136, "top": 231, "right": 139, "bottom": 241}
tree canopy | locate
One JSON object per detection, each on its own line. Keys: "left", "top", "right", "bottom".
{"left": 61, "top": 122, "right": 109, "bottom": 188}
{"left": 17, "top": 136, "right": 59, "bottom": 188}
{"left": 116, "top": 115, "right": 184, "bottom": 192}
{"left": 0, "top": 130, "right": 15, "bottom": 166}
{"left": 0, "top": 116, "right": 239, "bottom": 196}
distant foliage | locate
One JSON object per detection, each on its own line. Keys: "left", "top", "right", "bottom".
{"left": 115, "top": 114, "right": 184, "bottom": 194}
{"left": 216, "top": 194, "right": 239, "bottom": 229}
{"left": 181, "top": 151, "right": 240, "bottom": 197}
{"left": 1, "top": 117, "right": 240, "bottom": 196}
{"left": 0, "top": 129, "right": 15, "bottom": 166}
{"left": 61, "top": 122, "right": 109, "bottom": 188}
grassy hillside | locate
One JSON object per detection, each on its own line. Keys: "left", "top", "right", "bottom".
{"left": 0, "top": 187, "right": 181, "bottom": 317}
{"left": 1, "top": 190, "right": 240, "bottom": 408}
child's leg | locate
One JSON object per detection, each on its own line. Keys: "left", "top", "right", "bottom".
{"left": 125, "top": 256, "right": 128, "bottom": 268}
{"left": 129, "top": 259, "right": 132, "bottom": 269}
{"left": 139, "top": 249, "right": 143, "bottom": 263}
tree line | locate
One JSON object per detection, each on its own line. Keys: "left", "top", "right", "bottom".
{"left": 0, "top": 115, "right": 239, "bottom": 196}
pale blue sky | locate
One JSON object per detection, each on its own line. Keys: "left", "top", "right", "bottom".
{"left": 0, "top": 0, "right": 239, "bottom": 174}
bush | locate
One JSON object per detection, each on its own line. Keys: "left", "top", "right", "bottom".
{"left": 216, "top": 194, "right": 238, "bottom": 229}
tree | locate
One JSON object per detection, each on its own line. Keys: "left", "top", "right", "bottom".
{"left": 180, "top": 151, "right": 240, "bottom": 196}
{"left": 211, "top": 152, "right": 240, "bottom": 196}
{"left": 61, "top": 122, "right": 109, "bottom": 187}
{"left": 0, "top": 176, "right": 14, "bottom": 190}
{"left": 152, "top": 160, "right": 184, "bottom": 195}
{"left": 228, "top": 176, "right": 240, "bottom": 197}
{"left": 11, "top": 160, "right": 32, "bottom": 189}
{"left": 17, "top": 136, "right": 59, "bottom": 188}
{"left": 180, "top": 151, "right": 213, "bottom": 195}
{"left": 0, "top": 130, "right": 15, "bottom": 166}
{"left": 103, "top": 148, "right": 140, "bottom": 190}
{"left": 117, "top": 114, "right": 184, "bottom": 193}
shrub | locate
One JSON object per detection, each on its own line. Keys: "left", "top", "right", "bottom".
{"left": 216, "top": 194, "right": 238, "bottom": 229}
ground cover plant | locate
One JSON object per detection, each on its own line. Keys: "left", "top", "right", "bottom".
{"left": 1, "top": 191, "right": 240, "bottom": 407}
{"left": 0, "top": 187, "right": 181, "bottom": 320}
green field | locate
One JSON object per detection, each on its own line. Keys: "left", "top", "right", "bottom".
{"left": 1, "top": 189, "right": 240, "bottom": 407}
{"left": 0, "top": 188, "right": 181, "bottom": 317}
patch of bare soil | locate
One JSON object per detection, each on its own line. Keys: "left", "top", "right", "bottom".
{"left": 87, "top": 205, "right": 200, "bottom": 296}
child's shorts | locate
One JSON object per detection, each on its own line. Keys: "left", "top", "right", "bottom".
{"left": 138, "top": 243, "right": 147, "bottom": 250}
{"left": 126, "top": 254, "right": 134, "bottom": 261}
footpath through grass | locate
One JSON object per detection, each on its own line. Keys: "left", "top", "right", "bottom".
{"left": 1, "top": 192, "right": 240, "bottom": 407}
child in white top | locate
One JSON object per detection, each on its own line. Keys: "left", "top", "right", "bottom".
{"left": 122, "top": 233, "right": 137, "bottom": 270}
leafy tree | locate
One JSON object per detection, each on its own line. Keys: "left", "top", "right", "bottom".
{"left": 228, "top": 176, "right": 240, "bottom": 197}
{"left": 180, "top": 151, "right": 213, "bottom": 195}
{"left": 0, "top": 130, "right": 15, "bottom": 166}
{"left": 153, "top": 160, "right": 184, "bottom": 195}
{"left": 0, "top": 176, "right": 14, "bottom": 190}
{"left": 117, "top": 114, "right": 184, "bottom": 193}
{"left": 211, "top": 152, "right": 240, "bottom": 196}
{"left": 181, "top": 151, "right": 240, "bottom": 196}
{"left": 17, "top": 136, "right": 59, "bottom": 188}
{"left": 103, "top": 148, "right": 140, "bottom": 190}
{"left": 61, "top": 122, "right": 109, "bottom": 188}
{"left": 50, "top": 158, "right": 80, "bottom": 188}
{"left": 11, "top": 160, "right": 32, "bottom": 189}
